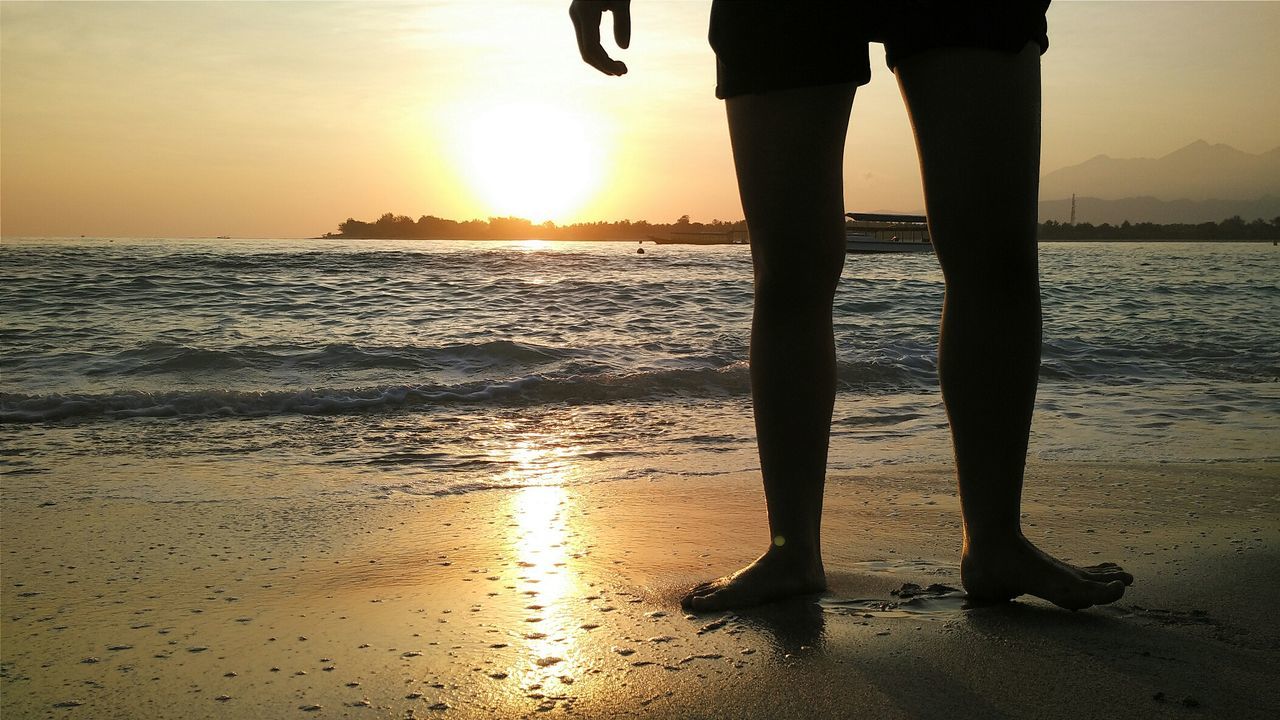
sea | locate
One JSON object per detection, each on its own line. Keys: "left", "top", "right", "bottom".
{"left": 1, "top": 238, "right": 1276, "bottom": 503}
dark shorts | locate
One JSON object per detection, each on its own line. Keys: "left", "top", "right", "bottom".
{"left": 709, "top": 1, "right": 1051, "bottom": 99}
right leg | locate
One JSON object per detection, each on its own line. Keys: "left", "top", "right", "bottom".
{"left": 682, "top": 82, "right": 855, "bottom": 612}
{"left": 895, "top": 44, "right": 1132, "bottom": 610}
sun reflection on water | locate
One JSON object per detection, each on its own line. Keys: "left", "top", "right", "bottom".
{"left": 492, "top": 437, "right": 585, "bottom": 488}
{"left": 500, "top": 438, "right": 587, "bottom": 700}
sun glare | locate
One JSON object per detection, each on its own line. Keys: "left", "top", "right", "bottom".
{"left": 453, "top": 101, "right": 606, "bottom": 222}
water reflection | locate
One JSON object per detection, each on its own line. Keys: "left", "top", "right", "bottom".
{"left": 491, "top": 435, "right": 585, "bottom": 488}
{"left": 515, "top": 239, "right": 551, "bottom": 252}
{"left": 500, "top": 437, "right": 585, "bottom": 701}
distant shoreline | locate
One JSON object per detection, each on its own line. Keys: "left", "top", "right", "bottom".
{"left": 322, "top": 212, "right": 1280, "bottom": 243}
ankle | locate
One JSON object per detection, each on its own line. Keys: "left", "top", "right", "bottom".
{"left": 765, "top": 533, "right": 822, "bottom": 561}
{"left": 962, "top": 526, "right": 1026, "bottom": 554}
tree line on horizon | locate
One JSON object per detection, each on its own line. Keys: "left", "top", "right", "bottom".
{"left": 326, "top": 213, "right": 745, "bottom": 241}
{"left": 1038, "top": 215, "right": 1279, "bottom": 240}
{"left": 326, "top": 212, "right": 1280, "bottom": 241}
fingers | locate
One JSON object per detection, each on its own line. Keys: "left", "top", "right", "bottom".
{"left": 613, "top": 1, "right": 631, "bottom": 49}
{"left": 569, "top": 1, "right": 628, "bottom": 76}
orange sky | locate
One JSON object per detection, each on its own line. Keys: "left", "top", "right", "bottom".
{"left": 2, "top": 1, "right": 1278, "bottom": 238}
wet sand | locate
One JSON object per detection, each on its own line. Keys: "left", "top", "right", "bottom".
{"left": 3, "top": 462, "right": 1277, "bottom": 719}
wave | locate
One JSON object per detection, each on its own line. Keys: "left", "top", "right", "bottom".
{"left": 1040, "top": 337, "right": 1279, "bottom": 382}
{"left": 8, "top": 339, "right": 578, "bottom": 376}
{"left": 2, "top": 372, "right": 735, "bottom": 424}
{"left": 0, "top": 358, "right": 921, "bottom": 424}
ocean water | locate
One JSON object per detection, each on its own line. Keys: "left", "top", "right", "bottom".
{"left": 1, "top": 238, "right": 1276, "bottom": 501}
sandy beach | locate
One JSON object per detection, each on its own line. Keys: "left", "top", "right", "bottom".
{"left": 3, "top": 461, "right": 1276, "bottom": 719}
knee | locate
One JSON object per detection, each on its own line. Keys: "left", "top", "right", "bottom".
{"left": 940, "top": 245, "right": 1039, "bottom": 302}
{"left": 752, "top": 241, "right": 845, "bottom": 310}
{"left": 945, "top": 282, "right": 1041, "bottom": 323}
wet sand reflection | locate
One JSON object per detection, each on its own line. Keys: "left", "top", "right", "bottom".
{"left": 501, "top": 441, "right": 587, "bottom": 707}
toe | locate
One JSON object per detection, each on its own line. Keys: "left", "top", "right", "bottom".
{"left": 1073, "top": 579, "right": 1125, "bottom": 609}
{"left": 1044, "top": 577, "right": 1126, "bottom": 611}
{"left": 1083, "top": 568, "right": 1134, "bottom": 585}
{"left": 1095, "top": 579, "right": 1126, "bottom": 605}
{"left": 1080, "top": 562, "right": 1131, "bottom": 579}
{"left": 687, "top": 580, "right": 716, "bottom": 596}
{"left": 680, "top": 582, "right": 719, "bottom": 610}
{"left": 690, "top": 590, "right": 728, "bottom": 613}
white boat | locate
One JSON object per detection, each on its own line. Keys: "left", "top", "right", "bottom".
{"left": 845, "top": 212, "right": 932, "bottom": 253}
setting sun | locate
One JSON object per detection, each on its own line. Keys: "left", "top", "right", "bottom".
{"left": 451, "top": 100, "right": 607, "bottom": 222}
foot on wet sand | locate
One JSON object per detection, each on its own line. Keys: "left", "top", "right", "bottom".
{"left": 961, "top": 535, "right": 1134, "bottom": 611}
{"left": 681, "top": 547, "right": 826, "bottom": 613}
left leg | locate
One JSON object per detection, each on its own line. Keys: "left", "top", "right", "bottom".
{"left": 682, "top": 81, "right": 855, "bottom": 612}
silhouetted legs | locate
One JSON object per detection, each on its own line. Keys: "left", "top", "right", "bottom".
{"left": 897, "top": 44, "right": 1130, "bottom": 609}
{"left": 683, "top": 82, "right": 855, "bottom": 611}
{"left": 683, "top": 44, "right": 1132, "bottom": 613}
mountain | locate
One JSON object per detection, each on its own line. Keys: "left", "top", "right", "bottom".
{"left": 1040, "top": 140, "right": 1280, "bottom": 204}
{"left": 1038, "top": 195, "right": 1280, "bottom": 225}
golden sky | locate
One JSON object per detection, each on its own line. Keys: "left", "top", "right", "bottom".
{"left": 2, "top": 1, "right": 1278, "bottom": 238}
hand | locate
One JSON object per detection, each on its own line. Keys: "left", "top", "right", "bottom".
{"left": 569, "top": 0, "right": 631, "bottom": 76}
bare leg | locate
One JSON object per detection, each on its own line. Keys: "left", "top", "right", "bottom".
{"left": 682, "top": 82, "right": 855, "bottom": 612}
{"left": 896, "top": 44, "right": 1132, "bottom": 610}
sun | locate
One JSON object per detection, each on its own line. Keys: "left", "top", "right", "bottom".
{"left": 453, "top": 100, "right": 606, "bottom": 222}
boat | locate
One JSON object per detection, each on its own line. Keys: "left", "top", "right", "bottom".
{"left": 648, "top": 229, "right": 749, "bottom": 245}
{"left": 845, "top": 212, "right": 932, "bottom": 253}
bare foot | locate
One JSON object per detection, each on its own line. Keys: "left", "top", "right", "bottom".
{"left": 680, "top": 546, "right": 826, "bottom": 613}
{"left": 962, "top": 535, "right": 1134, "bottom": 611}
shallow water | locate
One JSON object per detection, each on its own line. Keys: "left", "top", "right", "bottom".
{"left": 2, "top": 238, "right": 1276, "bottom": 500}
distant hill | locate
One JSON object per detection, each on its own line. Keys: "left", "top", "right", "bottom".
{"left": 1038, "top": 140, "right": 1279, "bottom": 222}
{"left": 1042, "top": 140, "right": 1280, "bottom": 202}
{"left": 1039, "top": 195, "right": 1280, "bottom": 225}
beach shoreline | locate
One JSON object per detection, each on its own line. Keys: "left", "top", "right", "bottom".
{"left": 3, "top": 461, "right": 1276, "bottom": 718}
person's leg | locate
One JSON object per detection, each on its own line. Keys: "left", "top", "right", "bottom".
{"left": 895, "top": 44, "right": 1132, "bottom": 610}
{"left": 681, "top": 81, "right": 856, "bottom": 612}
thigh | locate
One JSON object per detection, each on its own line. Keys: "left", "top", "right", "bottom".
{"left": 726, "top": 83, "right": 857, "bottom": 276}
{"left": 894, "top": 44, "right": 1042, "bottom": 276}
